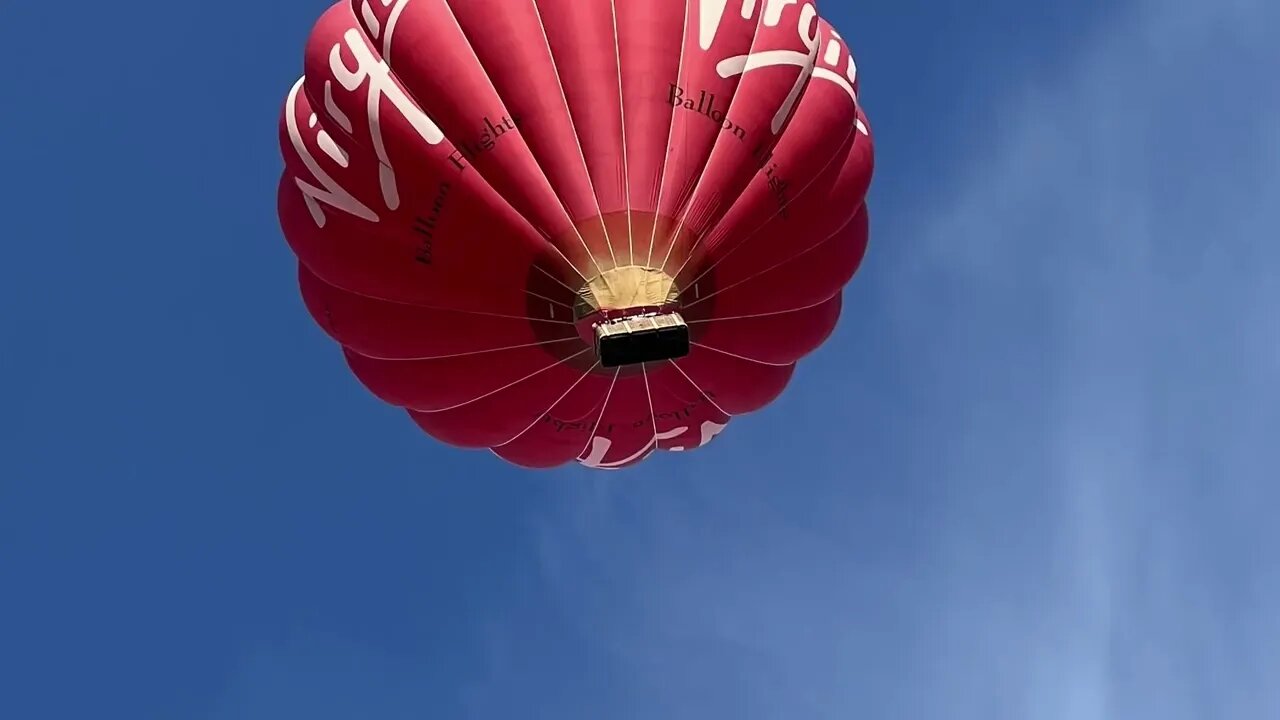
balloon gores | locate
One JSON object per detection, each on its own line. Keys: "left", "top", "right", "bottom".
{"left": 276, "top": 0, "right": 874, "bottom": 470}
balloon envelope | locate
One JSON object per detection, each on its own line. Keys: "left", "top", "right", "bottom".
{"left": 277, "top": 0, "right": 874, "bottom": 470}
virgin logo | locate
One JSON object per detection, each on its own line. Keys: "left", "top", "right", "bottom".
{"left": 580, "top": 420, "right": 729, "bottom": 469}
{"left": 286, "top": 0, "right": 437, "bottom": 229}
{"left": 700, "top": 0, "right": 861, "bottom": 133}
{"left": 286, "top": 0, "right": 863, "bottom": 230}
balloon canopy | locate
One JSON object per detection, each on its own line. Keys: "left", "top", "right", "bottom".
{"left": 277, "top": 0, "right": 874, "bottom": 470}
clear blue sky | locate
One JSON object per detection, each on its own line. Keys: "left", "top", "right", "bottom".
{"left": 2, "top": 1, "right": 1277, "bottom": 718}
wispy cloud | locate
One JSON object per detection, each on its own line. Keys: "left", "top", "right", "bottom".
{"left": 533, "top": 0, "right": 1280, "bottom": 717}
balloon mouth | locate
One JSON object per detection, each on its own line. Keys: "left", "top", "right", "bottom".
{"left": 572, "top": 264, "right": 689, "bottom": 368}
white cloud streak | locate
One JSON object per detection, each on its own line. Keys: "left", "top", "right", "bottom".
{"left": 533, "top": 0, "right": 1280, "bottom": 717}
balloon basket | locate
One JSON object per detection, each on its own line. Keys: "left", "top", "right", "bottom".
{"left": 593, "top": 312, "right": 690, "bottom": 368}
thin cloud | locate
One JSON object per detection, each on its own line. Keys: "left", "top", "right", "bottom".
{"left": 532, "top": 0, "right": 1280, "bottom": 717}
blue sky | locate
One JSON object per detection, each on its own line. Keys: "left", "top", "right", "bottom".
{"left": 2, "top": 0, "right": 1276, "bottom": 718}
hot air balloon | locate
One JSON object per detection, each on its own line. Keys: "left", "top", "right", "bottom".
{"left": 277, "top": 0, "right": 874, "bottom": 470}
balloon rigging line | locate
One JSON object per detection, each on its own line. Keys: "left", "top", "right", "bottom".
{"left": 436, "top": 0, "right": 612, "bottom": 291}
{"left": 666, "top": 360, "right": 735, "bottom": 418}
{"left": 656, "top": 8, "right": 772, "bottom": 278}
{"left": 609, "top": 0, "right": 635, "bottom": 267}
{"left": 526, "top": 0, "right": 623, "bottom": 295}
{"left": 670, "top": 113, "right": 864, "bottom": 298}
{"left": 641, "top": 363, "right": 659, "bottom": 462}
{"left": 348, "top": 336, "right": 583, "bottom": 362}
{"left": 417, "top": 346, "right": 594, "bottom": 413}
{"left": 493, "top": 363, "right": 599, "bottom": 449}
{"left": 691, "top": 341, "right": 791, "bottom": 367}
{"left": 644, "top": 0, "right": 691, "bottom": 270}
{"left": 576, "top": 368, "right": 622, "bottom": 461}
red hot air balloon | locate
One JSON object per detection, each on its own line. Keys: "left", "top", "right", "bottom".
{"left": 277, "top": 0, "right": 874, "bottom": 470}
